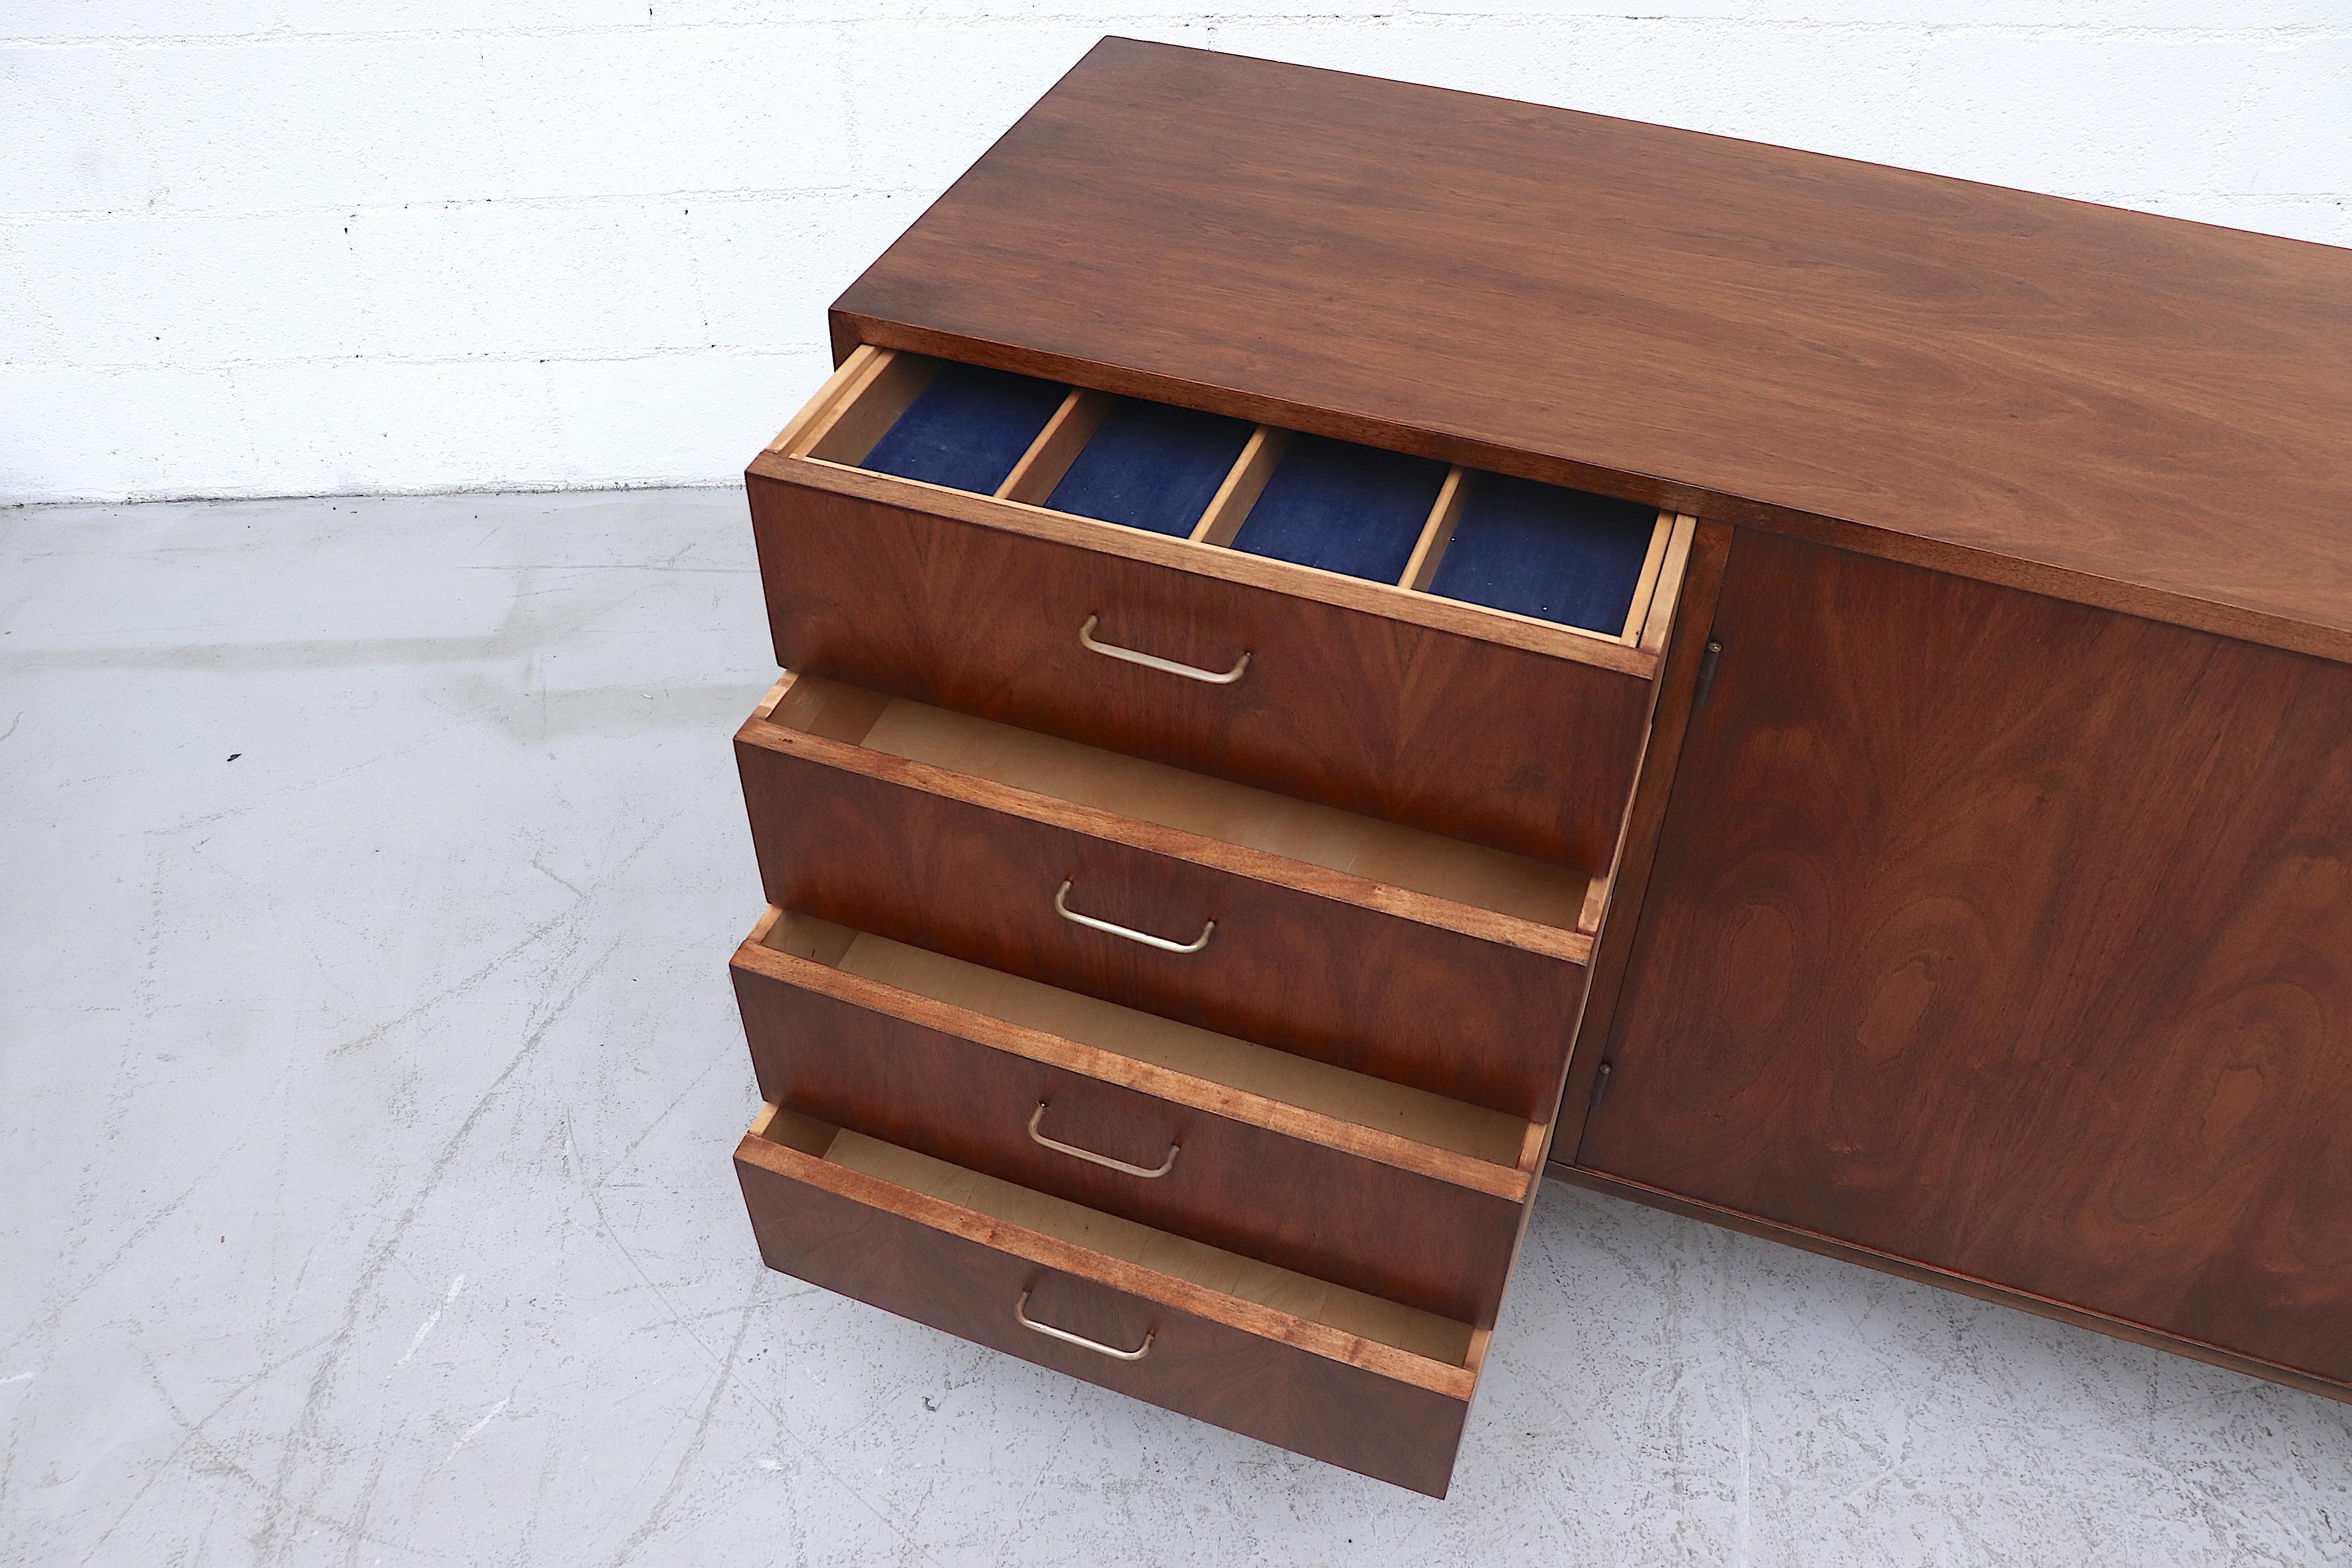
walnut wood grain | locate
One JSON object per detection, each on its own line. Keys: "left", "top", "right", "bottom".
{"left": 736, "top": 1128, "right": 1475, "bottom": 1495}
{"left": 746, "top": 466, "right": 1655, "bottom": 870}
{"left": 1555, "top": 1166, "right": 2352, "bottom": 1408}
{"left": 833, "top": 38, "right": 2352, "bottom": 664}
{"left": 731, "top": 936, "right": 1530, "bottom": 1325}
{"left": 1578, "top": 532, "right": 2352, "bottom": 1389}
{"left": 735, "top": 705, "right": 1591, "bottom": 1121}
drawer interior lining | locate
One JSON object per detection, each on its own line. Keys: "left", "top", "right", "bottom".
{"left": 772, "top": 672, "right": 1592, "bottom": 934}
{"left": 754, "top": 1105, "right": 1478, "bottom": 1367}
{"left": 841, "top": 359, "right": 1068, "bottom": 495}
{"left": 784, "top": 348, "right": 1681, "bottom": 649}
{"left": 1426, "top": 472, "right": 1664, "bottom": 635}
{"left": 1224, "top": 435, "right": 1450, "bottom": 583}
{"left": 1045, "top": 397, "right": 1258, "bottom": 538}
{"left": 760, "top": 910, "right": 1532, "bottom": 1168}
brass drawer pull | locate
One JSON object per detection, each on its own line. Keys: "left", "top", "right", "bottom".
{"left": 1054, "top": 879, "right": 1214, "bottom": 954}
{"left": 1077, "top": 614, "right": 1250, "bottom": 684}
{"left": 1014, "top": 1288, "right": 1155, "bottom": 1361}
{"left": 1028, "top": 1100, "right": 1180, "bottom": 1179}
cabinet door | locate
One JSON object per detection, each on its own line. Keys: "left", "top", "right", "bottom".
{"left": 1578, "top": 531, "right": 2352, "bottom": 1390}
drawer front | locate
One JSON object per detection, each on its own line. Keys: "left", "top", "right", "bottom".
{"left": 736, "top": 719, "right": 1589, "bottom": 1121}
{"left": 732, "top": 936, "right": 1530, "bottom": 1326}
{"left": 736, "top": 1123, "right": 1475, "bottom": 1496}
{"left": 747, "top": 466, "right": 1654, "bottom": 871}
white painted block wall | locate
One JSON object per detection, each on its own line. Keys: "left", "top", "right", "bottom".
{"left": 2, "top": 4, "right": 2346, "bottom": 503}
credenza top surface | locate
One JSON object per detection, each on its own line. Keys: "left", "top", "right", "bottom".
{"left": 831, "top": 38, "right": 2352, "bottom": 662}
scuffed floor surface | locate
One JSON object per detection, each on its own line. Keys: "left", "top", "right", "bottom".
{"left": 1, "top": 490, "right": 2346, "bottom": 1567}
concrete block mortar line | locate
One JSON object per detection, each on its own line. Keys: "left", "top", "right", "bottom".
{"left": 0, "top": 187, "right": 945, "bottom": 226}
{"left": 2, "top": 343, "right": 831, "bottom": 374}
{"left": 4, "top": 16, "right": 2351, "bottom": 48}
{"left": 2, "top": 476, "right": 746, "bottom": 509}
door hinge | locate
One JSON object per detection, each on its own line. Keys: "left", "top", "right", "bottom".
{"left": 1693, "top": 639, "right": 1724, "bottom": 707}
{"left": 1587, "top": 1060, "right": 1615, "bottom": 1110}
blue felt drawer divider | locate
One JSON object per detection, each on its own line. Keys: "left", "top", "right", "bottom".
{"left": 1047, "top": 400, "right": 1257, "bottom": 537}
{"left": 858, "top": 362, "right": 1068, "bottom": 495}
{"left": 1429, "top": 475, "right": 1657, "bottom": 634}
{"left": 852, "top": 357, "right": 1655, "bottom": 637}
{"left": 1227, "top": 436, "right": 1450, "bottom": 583}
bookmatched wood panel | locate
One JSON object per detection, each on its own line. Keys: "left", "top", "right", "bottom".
{"left": 835, "top": 38, "right": 2352, "bottom": 662}
{"left": 1579, "top": 531, "right": 2352, "bottom": 1390}
{"left": 732, "top": 939, "right": 1529, "bottom": 1325}
{"left": 747, "top": 469, "right": 1654, "bottom": 871}
{"left": 736, "top": 715, "right": 1590, "bottom": 1121}
{"left": 736, "top": 1129, "right": 1476, "bottom": 1495}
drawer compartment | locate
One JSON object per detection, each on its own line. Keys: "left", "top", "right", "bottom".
{"left": 831, "top": 358, "right": 1067, "bottom": 494}
{"left": 733, "top": 906, "right": 1540, "bottom": 1325}
{"left": 738, "top": 671, "right": 1594, "bottom": 1119}
{"left": 1223, "top": 435, "right": 1450, "bottom": 583}
{"left": 1034, "top": 397, "right": 1258, "bottom": 537}
{"left": 750, "top": 347, "right": 1697, "bottom": 871}
{"left": 736, "top": 1102, "right": 1487, "bottom": 1496}
{"left": 1419, "top": 471, "right": 1670, "bottom": 638}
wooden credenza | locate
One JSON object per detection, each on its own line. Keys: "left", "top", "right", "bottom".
{"left": 724, "top": 39, "right": 2352, "bottom": 1495}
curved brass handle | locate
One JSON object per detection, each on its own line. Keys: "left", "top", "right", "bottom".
{"left": 1028, "top": 1101, "right": 1179, "bottom": 1179}
{"left": 1077, "top": 615, "right": 1249, "bottom": 684}
{"left": 1014, "top": 1288, "right": 1154, "bottom": 1361}
{"left": 1054, "top": 880, "right": 1214, "bottom": 955}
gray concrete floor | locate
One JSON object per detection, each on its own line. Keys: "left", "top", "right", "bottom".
{"left": 1, "top": 489, "right": 2346, "bottom": 1567}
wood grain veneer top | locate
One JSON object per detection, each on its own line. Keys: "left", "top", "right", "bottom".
{"left": 831, "top": 38, "right": 2352, "bottom": 662}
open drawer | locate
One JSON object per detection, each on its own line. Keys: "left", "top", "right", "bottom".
{"left": 736, "top": 1101, "right": 1491, "bottom": 1497}
{"left": 747, "top": 347, "right": 1698, "bottom": 871}
{"left": 736, "top": 670, "right": 1595, "bottom": 1121}
{"left": 733, "top": 906, "right": 1543, "bottom": 1325}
